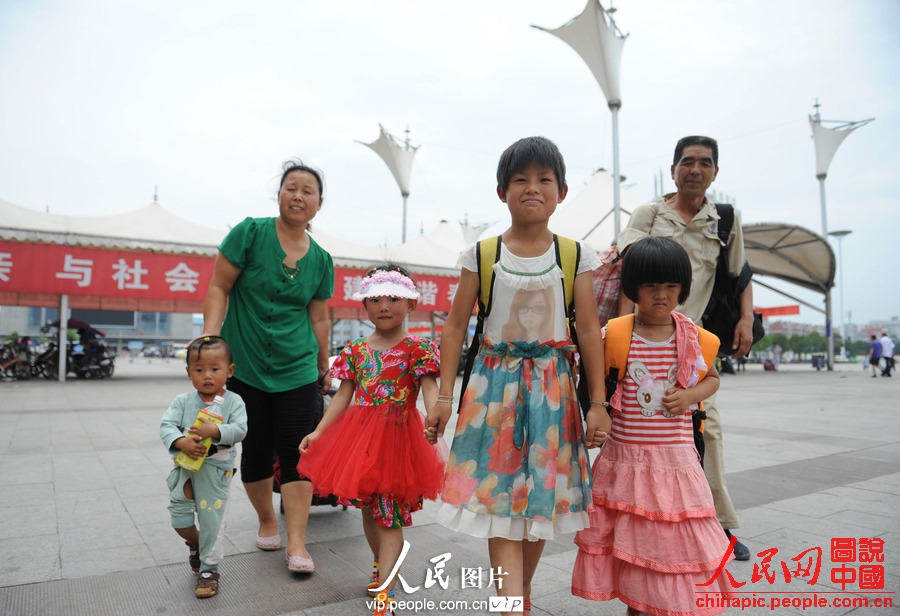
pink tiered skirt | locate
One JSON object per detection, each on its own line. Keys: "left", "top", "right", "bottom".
{"left": 572, "top": 439, "right": 735, "bottom": 616}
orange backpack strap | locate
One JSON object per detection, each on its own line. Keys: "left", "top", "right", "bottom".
{"left": 696, "top": 326, "right": 720, "bottom": 381}
{"left": 602, "top": 314, "right": 635, "bottom": 414}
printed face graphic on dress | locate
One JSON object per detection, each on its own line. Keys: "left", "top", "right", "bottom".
{"left": 501, "top": 288, "right": 555, "bottom": 343}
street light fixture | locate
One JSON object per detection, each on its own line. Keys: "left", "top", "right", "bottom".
{"left": 828, "top": 229, "right": 852, "bottom": 360}
{"left": 358, "top": 124, "right": 418, "bottom": 243}
{"left": 533, "top": 0, "right": 627, "bottom": 238}
{"left": 809, "top": 100, "right": 873, "bottom": 370}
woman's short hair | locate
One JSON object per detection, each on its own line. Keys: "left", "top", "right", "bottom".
{"left": 621, "top": 236, "right": 692, "bottom": 304}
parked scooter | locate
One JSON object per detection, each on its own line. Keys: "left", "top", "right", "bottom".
{"left": 37, "top": 320, "right": 116, "bottom": 379}
{"left": 0, "top": 336, "right": 37, "bottom": 380}
{"left": 35, "top": 339, "right": 115, "bottom": 379}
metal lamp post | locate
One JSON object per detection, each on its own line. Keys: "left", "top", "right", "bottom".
{"left": 828, "top": 229, "right": 852, "bottom": 360}
{"left": 359, "top": 124, "right": 418, "bottom": 243}
{"left": 533, "top": 0, "right": 628, "bottom": 238}
{"left": 809, "top": 100, "right": 873, "bottom": 371}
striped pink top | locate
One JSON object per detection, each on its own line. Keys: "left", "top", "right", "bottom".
{"left": 609, "top": 333, "right": 695, "bottom": 447}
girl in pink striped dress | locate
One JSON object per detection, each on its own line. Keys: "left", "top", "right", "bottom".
{"left": 572, "top": 237, "right": 734, "bottom": 616}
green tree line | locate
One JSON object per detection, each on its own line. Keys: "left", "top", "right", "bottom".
{"left": 752, "top": 332, "right": 888, "bottom": 358}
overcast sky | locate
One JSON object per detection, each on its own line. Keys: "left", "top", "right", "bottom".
{"left": 1, "top": 0, "right": 898, "bottom": 327}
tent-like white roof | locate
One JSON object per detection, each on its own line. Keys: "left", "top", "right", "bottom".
{"left": 550, "top": 169, "right": 638, "bottom": 250}
{"left": 0, "top": 198, "right": 226, "bottom": 255}
{"left": 1, "top": 187, "right": 835, "bottom": 293}
{"left": 0, "top": 198, "right": 466, "bottom": 276}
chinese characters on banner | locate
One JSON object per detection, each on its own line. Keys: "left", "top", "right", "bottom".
{"left": 334, "top": 269, "right": 456, "bottom": 313}
{"left": 0, "top": 241, "right": 459, "bottom": 312}
{"left": 0, "top": 241, "right": 209, "bottom": 300}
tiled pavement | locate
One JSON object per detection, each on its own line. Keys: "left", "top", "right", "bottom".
{"left": 1, "top": 358, "right": 897, "bottom": 615}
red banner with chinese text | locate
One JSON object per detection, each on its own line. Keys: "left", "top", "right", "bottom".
{"left": 0, "top": 241, "right": 458, "bottom": 313}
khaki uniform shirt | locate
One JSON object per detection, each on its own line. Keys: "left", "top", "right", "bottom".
{"left": 617, "top": 195, "right": 747, "bottom": 322}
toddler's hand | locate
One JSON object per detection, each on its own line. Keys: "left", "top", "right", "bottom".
{"left": 175, "top": 434, "right": 206, "bottom": 459}
{"left": 662, "top": 387, "right": 691, "bottom": 415}
{"left": 425, "top": 403, "right": 451, "bottom": 438}
{"left": 188, "top": 416, "right": 220, "bottom": 440}
{"left": 298, "top": 431, "right": 319, "bottom": 454}
{"left": 423, "top": 424, "right": 439, "bottom": 445}
{"left": 584, "top": 427, "right": 609, "bottom": 449}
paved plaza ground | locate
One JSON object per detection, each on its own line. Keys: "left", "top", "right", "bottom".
{"left": 0, "top": 357, "right": 898, "bottom": 615}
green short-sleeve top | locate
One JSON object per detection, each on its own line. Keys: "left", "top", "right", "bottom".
{"left": 218, "top": 217, "right": 334, "bottom": 392}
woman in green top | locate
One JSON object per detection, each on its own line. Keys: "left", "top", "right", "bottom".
{"left": 203, "top": 161, "right": 334, "bottom": 574}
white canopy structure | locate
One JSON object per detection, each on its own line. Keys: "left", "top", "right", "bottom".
{"left": 359, "top": 124, "right": 419, "bottom": 243}
{"left": 533, "top": 0, "right": 628, "bottom": 237}
{"left": 1, "top": 185, "right": 836, "bottom": 315}
{"left": 0, "top": 198, "right": 225, "bottom": 255}
{"left": 359, "top": 124, "right": 417, "bottom": 198}
{"left": 742, "top": 224, "right": 835, "bottom": 294}
{"left": 550, "top": 169, "right": 638, "bottom": 249}
{"left": 532, "top": 0, "right": 625, "bottom": 107}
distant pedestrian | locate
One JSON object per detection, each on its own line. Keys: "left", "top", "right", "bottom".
{"left": 772, "top": 343, "right": 782, "bottom": 370}
{"left": 159, "top": 336, "right": 248, "bottom": 598}
{"left": 868, "top": 335, "right": 883, "bottom": 378}
{"left": 880, "top": 332, "right": 894, "bottom": 377}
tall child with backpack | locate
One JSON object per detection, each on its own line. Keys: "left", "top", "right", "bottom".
{"left": 571, "top": 236, "right": 734, "bottom": 615}
{"left": 426, "top": 136, "right": 610, "bottom": 616}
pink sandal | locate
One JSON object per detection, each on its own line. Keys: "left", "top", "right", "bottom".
{"left": 255, "top": 534, "right": 282, "bottom": 551}
{"left": 286, "top": 551, "right": 315, "bottom": 573}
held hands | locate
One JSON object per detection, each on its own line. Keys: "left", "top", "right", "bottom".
{"left": 662, "top": 386, "right": 693, "bottom": 415}
{"left": 424, "top": 399, "right": 453, "bottom": 445}
{"left": 423, "top": 424, "right": 439, "bottom": 445}
{"left": 584, "top": 405, "right": 611, "bottom": 449}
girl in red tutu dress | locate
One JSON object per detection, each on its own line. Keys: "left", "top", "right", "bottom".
{"left": 297, "top": 265, "right": 444, "bottom": 615}
{"left": 572, "top": 237, "right": 735, "bottom": 616}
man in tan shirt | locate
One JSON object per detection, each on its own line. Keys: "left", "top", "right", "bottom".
{"left": 617, "top": 135, "right": 755, "bottom": 560}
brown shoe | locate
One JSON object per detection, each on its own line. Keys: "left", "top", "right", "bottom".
{"left": 195, "top": 571, "right": 219, "bottom": 598}
{"left": 186, "top": 541, "right": 200, "bottom": 572}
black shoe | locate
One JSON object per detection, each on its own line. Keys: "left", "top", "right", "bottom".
{"left": 724, "top": 529, "right": 751, "bottom": 561}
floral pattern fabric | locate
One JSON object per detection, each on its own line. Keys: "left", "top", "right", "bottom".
{"left": 439, "top": 336, "right": 592, "bottom": 540}
{"left": 297, "top": 335, "right": 444, "bottom": 528}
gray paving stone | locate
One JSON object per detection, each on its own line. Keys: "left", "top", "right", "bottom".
{"left": 0, "top": 361, "right": 897, "bottom": 616}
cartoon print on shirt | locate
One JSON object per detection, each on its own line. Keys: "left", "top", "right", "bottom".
{"left": 628, "top": 361, "right": 678, "bottom": 418}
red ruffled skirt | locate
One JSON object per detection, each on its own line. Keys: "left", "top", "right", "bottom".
{"left": 572, "top": 439, "right": 735, "bottom": 616}
{"left": 297, "top": 401, "right": 446, "bottom": 508}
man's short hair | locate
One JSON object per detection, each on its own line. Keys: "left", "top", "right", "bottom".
{"left": 673, "top": 136, "right": 719, "bottom": 167}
